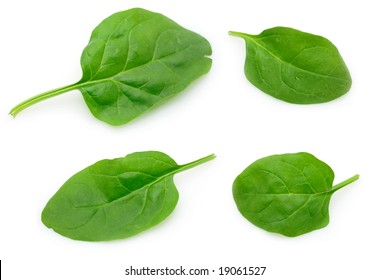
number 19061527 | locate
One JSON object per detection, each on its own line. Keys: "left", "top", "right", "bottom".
{"left": 218, "top": 266, "right": 266, "bottom": 276}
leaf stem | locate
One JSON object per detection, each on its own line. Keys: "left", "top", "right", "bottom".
{"left": 9, "top": 83, "right": 81, "bottom": 117}
{"left": 332, "top": 174, "right": 360, "bottom": 192}
{"left": 228, "top": 30, "right": 250, "bottom": 38}
{"left": 179, "top": 154, "right": 216, "bottom": 173}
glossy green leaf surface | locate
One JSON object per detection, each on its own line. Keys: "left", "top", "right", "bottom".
{"left": 42, "top": 151, "right": 215, "bottom": 241}
{"left": 230, "top": 27, "right": 352, "bottom": 104}
{"left": 10, "top": 8, "right": 212, "bottom": 125}
{"left": 233, "top": 152, "right": 359, "bottom": 237}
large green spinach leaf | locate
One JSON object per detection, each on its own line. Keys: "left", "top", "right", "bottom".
{"left": 233, "top": 152, "right": 358, "bottom": 237}
{"left": 42, "top": 151, "right": 215, "bottom": 241}
{"left": 10, "top": 8, "right": 212, "bottom": 125}
{"left": 229, "top": 27, "right": 351, "bottom": 104}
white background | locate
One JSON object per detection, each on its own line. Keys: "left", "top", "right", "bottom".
{"left": 1, "top": 0, "right": 389, "bottom": 279}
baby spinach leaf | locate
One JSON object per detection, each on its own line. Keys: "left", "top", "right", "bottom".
{"left": 229, "top": 27, "right": 352, "bottom": 104}
{"left": 10, "top": 8, "right": 212, "bottom": 125}
{"left": 233, "top": 152, "right": 359, "bottom": 237}
{"left": 41, "top": 151, "right": 215, "bottom": 241}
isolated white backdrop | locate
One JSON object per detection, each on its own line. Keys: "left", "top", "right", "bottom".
{"left": 1, "top": 0, "right": 389, "bottom": 279}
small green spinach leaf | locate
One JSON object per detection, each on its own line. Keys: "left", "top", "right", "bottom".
{"left": 42, "top": 151, "right": 215, "bottom": 241}
{"left": 233, "top": 152, "right": 358, "bottom": 237}
{"left": 229, "top": 27, "right": 352, "bottom": 104}
{"left": 10, "top": 8, "right": 212, "bottom": 125}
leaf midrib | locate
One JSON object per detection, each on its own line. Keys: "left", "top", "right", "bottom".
{"left": 74, "top": 153, "right": 215, "bottom": 209}
{"left": 237, "top": 191, "right": 333, "bottom": 196}
{"left": 240, "top": 33, "right": 346, "bottom": 81}
{"left": 75, "top": 43, "right": 195, "bottom": 91}
{"left": 74, "top": 163, "right": 189, "bottom": 209}
{"left": 237, "top": 167, "right": 332, "bottom": 195}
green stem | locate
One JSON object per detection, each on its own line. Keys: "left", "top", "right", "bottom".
{"left": 332, "top": 174, "right": 360, "bottom": 192}
{"left": 228, "top": 30, "right": 250, "bottom": 38}
{"left": 9, "top": 83, "right": 81, "bottom": 117}
{"left": 179, "top": 154, "right": 216, "bottom": 173}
